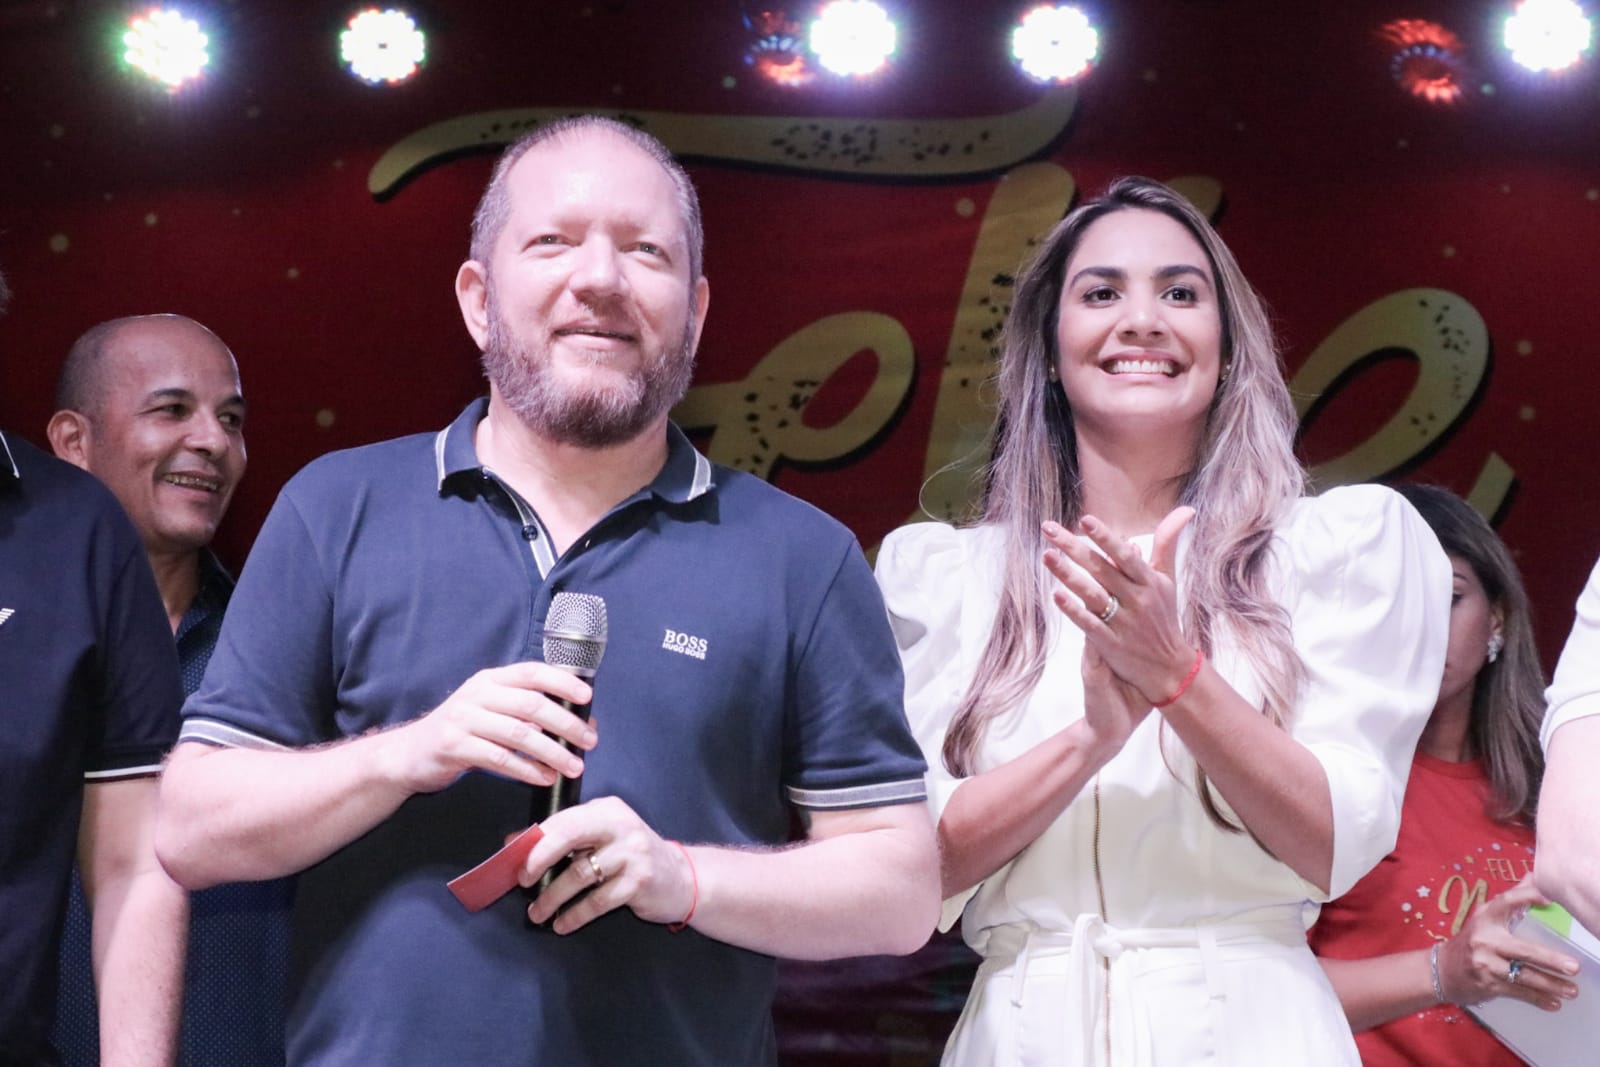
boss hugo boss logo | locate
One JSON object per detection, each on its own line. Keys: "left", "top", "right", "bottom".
{"left": 661, "top": 627, "right": 708, "bottom": 661}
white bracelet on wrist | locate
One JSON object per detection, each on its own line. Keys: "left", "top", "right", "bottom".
{"left": 1429, "top": 941, "right": 1446, "bottom": 1003}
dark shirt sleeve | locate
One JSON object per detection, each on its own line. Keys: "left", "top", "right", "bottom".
{"left": 782, "top": 536, "right": 927, "bottom": 810}
{"left": 86, "top": 501, "right": 183, "bottom": 780}
{"left": 181, "top": 485, "right": 336, "bottom": 750}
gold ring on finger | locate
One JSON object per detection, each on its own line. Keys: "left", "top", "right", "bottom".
{"left": 1098, "top": 594, "right": 1120, "bottom": 624}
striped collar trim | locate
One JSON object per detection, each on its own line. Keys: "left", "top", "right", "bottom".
{"left": 654, "top": 422, "right": 715, "bottom": 504}
{"left": 0, "top": 431, "right": 18, "bottom": 482}
{"left": 432, "top": 399, "right": 715, "bottom": 504}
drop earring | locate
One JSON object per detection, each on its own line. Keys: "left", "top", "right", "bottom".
{"left": 1486, "top": 633, "right": 1504, "bottom": 663}
{"left": 1046, "top": 363, "right": 1059, "bottom": 383}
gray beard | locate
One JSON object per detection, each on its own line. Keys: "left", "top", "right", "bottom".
{"left": 481, "top": 296, "right": 696, "bottom": 450}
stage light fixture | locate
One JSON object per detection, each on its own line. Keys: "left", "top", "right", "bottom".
{"left": 1010, "top": 5, "right": 1099, "bottom": 83}
{"left": 809, "top": 0, "right": 898, "bottom": 77}
{"left": 1504, "top": 0, "right": 1593, "bottom": 72}
{"left": 1380, "top": 19, "right": 1468, "bottom": 104}
{"left": 122, "top": 7, "right": 210, "bottom": 91}
{"left": 340, "top": 8, "right": 426, "bottom": 85}
{"left": 745, "top": 9, "right": 814, "bottom": 87}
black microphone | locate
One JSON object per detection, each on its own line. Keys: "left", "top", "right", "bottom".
{"left": 535, "top": 592, "right": 607, "bottom": 893}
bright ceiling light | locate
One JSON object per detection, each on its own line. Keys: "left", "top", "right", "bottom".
{"left": 340, "top": 8, "right": 427, "bottom": 85}
{"left": 1504, "top": 0, "right": 1593, "bottom": 72}
{"left": 1011, "top": 5, "right": 1100, "bottom": 83}
{"left": 123, "top": 7, "right": 210, "bottom": 91}
{"left": 809, "top": 0, "right": 898, "bottom": 77}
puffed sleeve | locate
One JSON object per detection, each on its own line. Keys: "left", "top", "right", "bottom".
{"left": 1281, "top": 484, "right": 1451, "bottom": 899}
{"left": 876, "top": 521, "right": 983, "bottom": 928}
{"left": 1543, "top": 555, "right": 1600, "bottom": 751}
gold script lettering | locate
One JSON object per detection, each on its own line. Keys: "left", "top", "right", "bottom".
{"left": 1439, "top": 873, "right": 1491, "bottom": 935}
{"left": 916, "top": 162, "right": 1079, "bottom": 525}
{"left": 678, "top": 174, "right": 1506, "bottom": 529}
{"left": 672, "top": 312, "right": 914, "bottom": 479}
{"left": 1291, "top": 289, "right": 1500, "bottom": 508}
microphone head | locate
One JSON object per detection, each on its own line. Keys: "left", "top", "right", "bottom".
{"left": 543, "top": 592, "right": 607, "bottom": 677}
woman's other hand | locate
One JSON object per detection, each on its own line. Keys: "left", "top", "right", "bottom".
{"left": 1044, "top": 505, "right": 1197, "bottom": 704}
{"left": 1080, "top": 641, "right": 1154, "bottom": 757}
{"left": 1438, "top": 876, "right": 1581, "bottom": 1011}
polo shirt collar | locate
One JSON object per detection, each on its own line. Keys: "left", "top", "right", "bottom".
{"left": 434, "top": 399, "right": 488, "bottom": 489}
{"left": 0, "top": 430, "right": 19, "bottom": 484}
{"left": 194, "top": 548, "right": 234, "bottom": 611}
{"left": 649, "top": 422, "right": 716, "bottom": 504}
{"left": 433, "top": 398, "right": 715, "bottom": 503}
{"left": 175, "top": 549, "right": 234, "bottom": 645}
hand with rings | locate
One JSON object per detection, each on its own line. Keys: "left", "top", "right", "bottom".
{"left": 1433, "top": 877, "right": 1581, "bottom": 1011}
{"left": 1041, "top": 507, "right": 1197, "bottom": 706}
{"left": 1097, "top": 594, "right": 1120, "bottom": 624}
{"left": 519, "top": 796, "right": 697, "bottom": 935}
{"left": 584, "top": 850, "right": 606, "bottom": 887}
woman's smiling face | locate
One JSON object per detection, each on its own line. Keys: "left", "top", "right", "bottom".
{"left": 1054, "top": 207, "right": 1223, "bottom": 445}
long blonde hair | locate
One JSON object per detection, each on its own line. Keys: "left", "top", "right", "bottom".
{"left": 944, "top": 177, "right": 1307, "bottom": 830}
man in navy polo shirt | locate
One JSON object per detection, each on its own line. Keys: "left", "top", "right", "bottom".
{"left": 0, "top": 270, "right": 189, "bottom": 1063}
{"left": 156, "top": 116, "right": 938, "bottom": 1064}
{"left": 48, "top": 314, "right": 291, "bottom": 1066}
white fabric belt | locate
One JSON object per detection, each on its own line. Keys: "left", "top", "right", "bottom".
{"left": 979, "top": 909, "right": 1308, "bottom": 1066}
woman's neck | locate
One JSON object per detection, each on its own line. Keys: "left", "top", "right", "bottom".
{"left": 1073, "top": 429, "right": 1192, "bottom": 535}
{"left": 1418, "top": 693, "right": 1476, "bottom": 762}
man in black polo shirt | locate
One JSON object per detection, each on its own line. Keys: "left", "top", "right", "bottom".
{"left": 0, "top": 270, "right": 189, "bottom": 1063}
{"left": 47, "top": 314, "right": 291, "bottom": 1066}
{"left": 157, "top": 117, "right": 938, "bottom": 1064}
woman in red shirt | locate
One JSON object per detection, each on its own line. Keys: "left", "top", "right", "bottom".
{"left": 1310, "top": 484, "right": 1579, "bottom": 1064}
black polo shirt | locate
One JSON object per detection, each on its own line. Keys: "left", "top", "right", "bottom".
{"left": 182, "top": 399, "right": 926, "bottom": 1065}
{"left": 0, "top": 430, "right": 182, "bottom": 1059}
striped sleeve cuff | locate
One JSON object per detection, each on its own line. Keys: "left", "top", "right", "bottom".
{"left": 84, "top": 761, "right": 164, "bottom": 783}
{"left": 178, "top": 718, "right": 292, "bottom": 751}
{"left": 785, "top": 777, "right": 927, "bottom": 810}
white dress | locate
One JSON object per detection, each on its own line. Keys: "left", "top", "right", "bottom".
{"left": 876, "top": 485, "right": 1451, "bottom": 1067}
{"left": 1543, "top": 554, "right": 1600, "bottom": 750}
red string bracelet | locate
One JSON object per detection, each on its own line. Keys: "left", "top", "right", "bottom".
{"left": 667, "top": 840, "right": 697, "bottom": 933}
{"left": 1153, "top": 648, "right": 1204, "bottom": 708}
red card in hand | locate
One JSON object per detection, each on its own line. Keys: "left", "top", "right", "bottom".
{"left": 447, "top": 824, "right": 544, "bottom": 912}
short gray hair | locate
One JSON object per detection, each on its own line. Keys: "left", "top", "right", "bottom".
{"left": 468, "top": 115, "right": 704, "bottom": 282}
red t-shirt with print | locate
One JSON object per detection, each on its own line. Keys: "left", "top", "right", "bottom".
{"left": 1310, "top": 751, "right": 1536, "bottom": 1067}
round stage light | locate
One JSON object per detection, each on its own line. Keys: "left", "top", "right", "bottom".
{"left": 746, "top": 9, "right": 814, "bottom": 87}
{"left": 340, "top": 8, "right": 426, "bottom": 85}
{"left": 809, "top": 0, "right": 898, "bottom": 77}
{"left": 1380, "top": 19, "right": 1468, "bottom": 104}
{"left": 1011, "top": 5, "right": 1099, "bottom": 84}
{"left": 122, "top": 7, "right": 210, "bottom": 92}
{"left": 1504, "top": 0, "right": 1593, "bottom": 72}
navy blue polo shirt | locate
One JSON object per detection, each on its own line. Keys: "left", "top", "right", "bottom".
{"left": 56, "top": 550, "right": 293, "bottom": 1067}
{"left": 181, "top": 399, "right": 926, "bottom": 1066}
{"left": 0, "top": 431, "right": 182, "bottom": 1059}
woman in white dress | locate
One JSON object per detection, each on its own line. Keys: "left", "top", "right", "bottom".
{"left": 876, "top": 177, "right": 1452, "bottom": 1066}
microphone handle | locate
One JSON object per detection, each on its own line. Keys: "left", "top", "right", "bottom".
{"left": 536, "top": 692, "right": 593, "bottom": 893}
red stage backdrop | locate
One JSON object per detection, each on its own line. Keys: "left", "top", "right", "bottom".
{"left": 2, "top": 2, "right": 1597, "bottom": 1058}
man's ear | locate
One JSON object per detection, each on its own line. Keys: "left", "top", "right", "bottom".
{"left": 46, "top": 410, "right": 93, "bottom": 471}
{"left": 456, "top": 260, "right": 491, "bottom": 351}
{"left": 688, "top": 275, "right": 710, "bottom": 357}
